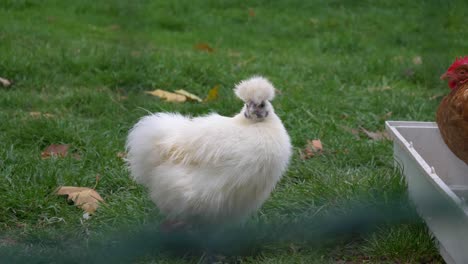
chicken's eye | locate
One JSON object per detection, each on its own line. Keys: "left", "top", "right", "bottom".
{"left": 259, "top": 102, "right": 265, "bottom": 108}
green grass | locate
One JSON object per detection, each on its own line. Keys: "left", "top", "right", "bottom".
{"left": 1, "top": 0, "right": 467, "bottom": 263}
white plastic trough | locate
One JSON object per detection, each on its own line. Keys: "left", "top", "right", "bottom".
{"left": 386, "top": 121, "right": 468, "bottom": 264}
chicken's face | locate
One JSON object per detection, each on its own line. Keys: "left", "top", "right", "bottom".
{"left": 441, "top": 56, "right": 468, "bottom": 90}
{"left": 243, "top": 100, "right": 271, "bottom": 122}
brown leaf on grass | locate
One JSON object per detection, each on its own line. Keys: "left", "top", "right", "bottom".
{"left": 248, "top": 8, "right": 256, "bottom": 17}
{"left": 360, "top": 127, "right": 390, "bottom": 141}
{"left": 29, "top": 112, "right": 55, "bottom": 118}
{"left": 29, "top": 112, "right": 43, "bottom": 118}
{"left": 300, "top": 139, "right": 323, "bottom": 160}
{"left": 204, "top": 85, "right": 220, "bottom": 102}
{"left": 0, "top": 77, "right": 11, "bottom": 87}
{"left": 311, "top": 139, "right": 323, "bottom": 152}
{"left": 117, "top": 151, "right": 127, "bottom": 160}
{"left": 194, "top": 43, "right": 214, "bottom": 52}
{"left": 412, "top": 56, "right": 423, "bottom": 65}
{"left": 41, "top": 144, "right": 69, "bottom": 159}
{"left": 174, "top": 89, "right": 203, "bottom": 102}
{"left": 56, "top": 186, "right": 104, "bottom": 214}
{"left": 145, "top": 89, "right": 187, "bottom": 103}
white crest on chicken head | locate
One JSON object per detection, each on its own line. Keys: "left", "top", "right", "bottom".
{"left": 235, "top": 76, "right": 275, "bottom": 122}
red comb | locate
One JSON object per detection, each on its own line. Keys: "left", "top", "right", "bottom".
{"left": 447, "top": 56, "right": 468, "bottom": 72}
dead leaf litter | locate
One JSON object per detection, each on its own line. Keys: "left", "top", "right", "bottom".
{"left": 0, "top": 77, "right": 11, "bottom": 87}
{"left": 55, "top": 186, "right": 104, "bottom": 214}
{"left": 300, "top": 139, "right": 324, "bottom": 160}
{"left": 41, "top": 144, "right": 70, "bottom": 159}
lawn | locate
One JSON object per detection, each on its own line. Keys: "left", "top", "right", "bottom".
{"left": 1, "top": 0, "right": 467, "bottom": 263}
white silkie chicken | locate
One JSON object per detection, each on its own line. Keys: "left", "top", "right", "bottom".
{"left": 126, "top": 76, "right": 292, "bottom": 229}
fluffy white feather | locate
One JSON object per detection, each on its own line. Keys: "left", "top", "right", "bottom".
{"left": 234, "top": 76, "right": 275, "bottom": 103}
{"left": 126, "top": 76, "right": 291, "bottom": 225}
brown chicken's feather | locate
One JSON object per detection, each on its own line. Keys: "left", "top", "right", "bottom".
{"left": 436, "top": 82, "right": 468, "bottom": 164}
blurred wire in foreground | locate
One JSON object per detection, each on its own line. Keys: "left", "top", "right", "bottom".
{"left": 0, "top": 193, "right": 448, "bottom": 264}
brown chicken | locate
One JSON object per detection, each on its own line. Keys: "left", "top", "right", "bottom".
{"left": 437, "top": 56, "right": 468, "bottom": 164}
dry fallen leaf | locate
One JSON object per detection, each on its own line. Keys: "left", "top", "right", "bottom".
{"left": 174, "top": 89, "right": 203, "bottom": 102}
{"left": 56, "top": 186, "right": 104, "bottom": 214}
{"left": 29, "top": 112, "right": 55, "bottom": 118}
{"left": 412, "top": 56, "right": 423, "bottom": 65}
{"left": 29, "top": 112, "right": 43, "bottom": 118}
{"left": 300, "top": 139, "right": 323, "bottom": 160}
{"left": 117, "top": 151, "right": 127, "bottom": 160}
{"left": 0, "top": 77, "right": 11, "bottom": 87}
{"left": 204, "top": 85, "right": 220, "bottom": 102}
{"left": 248, "top": 8, "right": 256, "bottom": 17}
{"left": 145, "top": 89, "right": 187, "bottom": 103}
{"left": 194, "top": 43, "right": 214, "bottom": 52}
{"left": 41, "top": 144, "right": 69, "bottom": 159}
{"left": 311, "top": 139, "right": 323, "bottom": 152}
{"left": 360, "top": 127, "right": 390, "bottom": 141}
